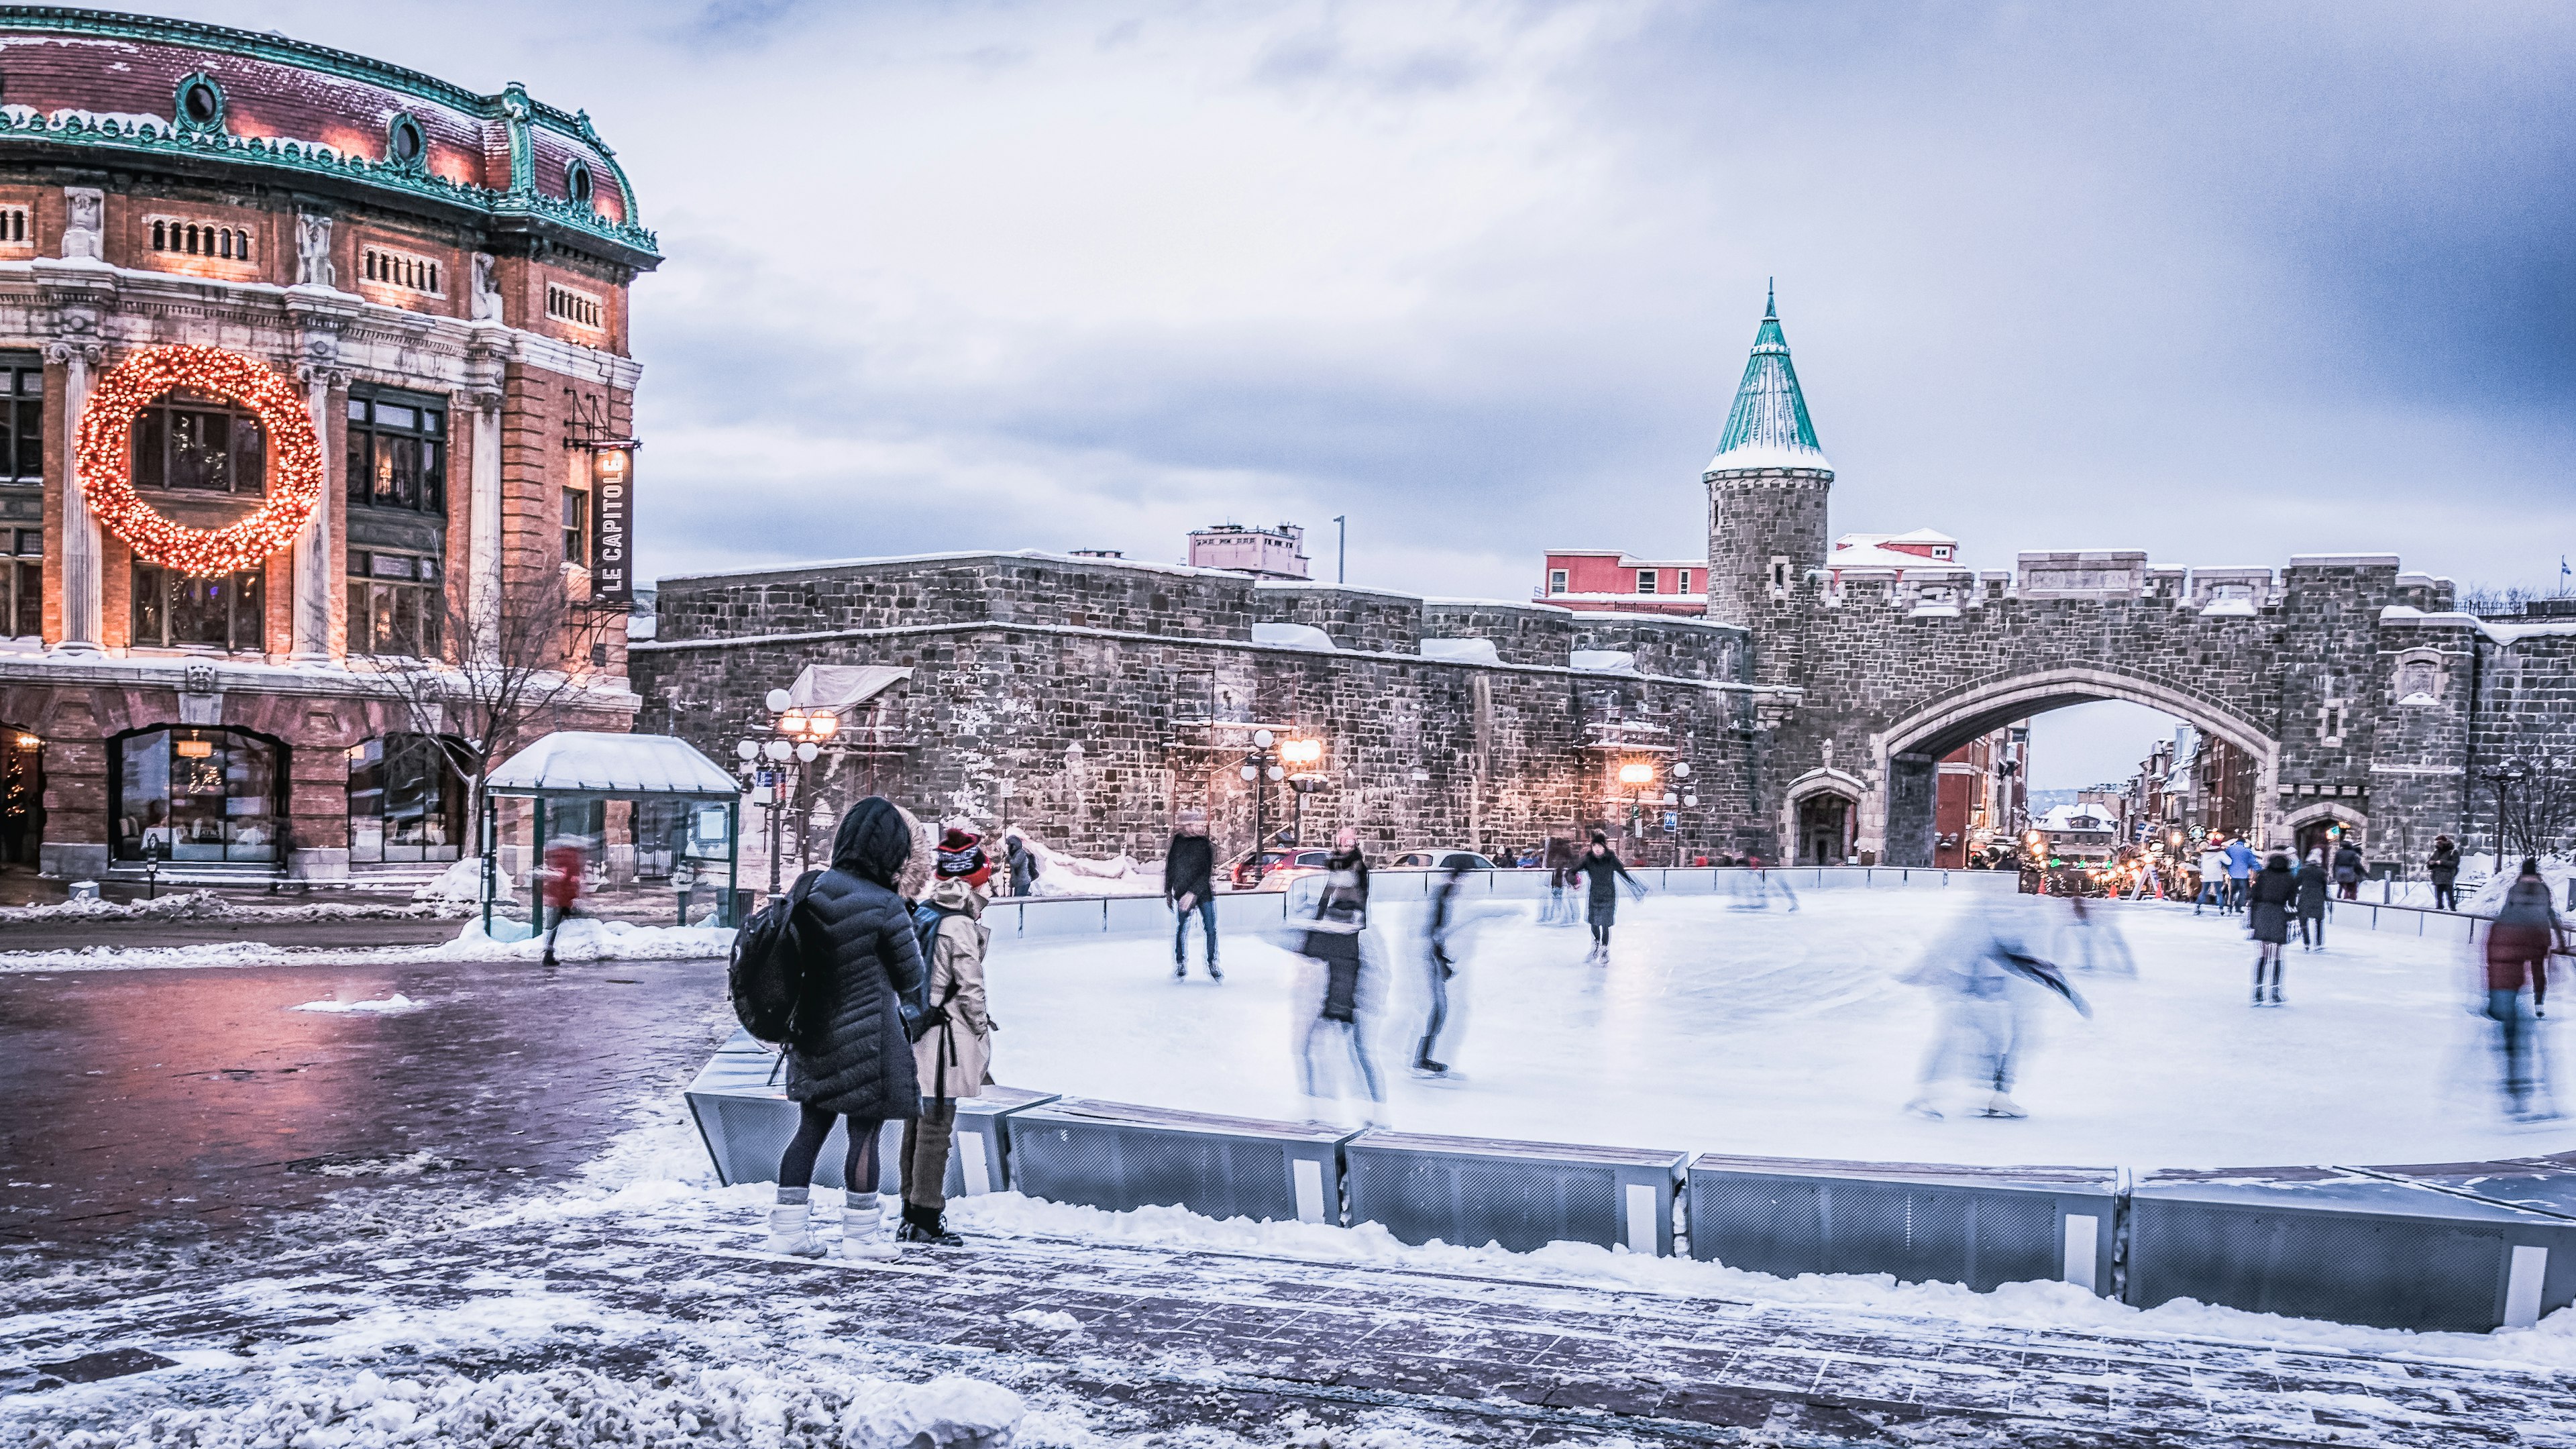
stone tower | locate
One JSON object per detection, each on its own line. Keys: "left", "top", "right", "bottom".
{"left": 1703, "top": 286, "right": 1833, "bottom": 643}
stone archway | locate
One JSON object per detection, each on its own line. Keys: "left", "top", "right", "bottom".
{"left": 1780, "top": 766, "right": 1868, "bottom": 865}
{"left": 1870, "top": 666, "right": 2282, "bottom": 867}
{"left": 2282, "top": 799, "right": 2367, "bottom": 865}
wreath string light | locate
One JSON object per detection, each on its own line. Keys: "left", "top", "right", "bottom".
{"left": 74, "top": 343, "right": 325, "bottom": 576}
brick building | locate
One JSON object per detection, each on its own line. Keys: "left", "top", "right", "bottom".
{"left": 0, "top": 9, "right": 651, "bottom": 883}
{"left": 1535, "top": 550, "right": 1707, "bottom": 616}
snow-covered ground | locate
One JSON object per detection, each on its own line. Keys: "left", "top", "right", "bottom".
{"left": 985, "top": 890, "right": 2562, "bottom": 1169}
{"left": 0, "top": 916, "right": 735, "bottom": 972}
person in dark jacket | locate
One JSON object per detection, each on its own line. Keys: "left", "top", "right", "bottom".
{"left": 2485, "top": 860, "right": 2567, "bottom": 1115}
{"left": 1297, "top": 828, "right": 1382, "bottom": 1118}
{"left": 1003, "top": 830, "right": 1036, "bottom": 897}
{"left": 2294, "top": 849, "right": 2330, "bottom": 951}
{"left": 2331, "top": 841, "right": 2366, "bottom": 901}
{"left": 2247, "top": 850, "right": 2297, "bottom": 1006}
{"left": 1568, "top": 830, "right": 1641, "bottom": 962}
{"left": 1416, "top": 857, "right": 1471, "bottom": 1077}
{"left": 765, "top": 796, "right": 926, "bottom": 1260}
{"left": 2428, "top": 837, "right": 2461, "bottom": 912}
{"left": 1165, "top": 808, "right": 1219, "bottom": 981}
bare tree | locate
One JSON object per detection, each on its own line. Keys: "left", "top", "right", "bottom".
{"left": 2457, "top": 582, "right": 2541, "bottom": 618}
{"left": 375, "top": 567, "right": 627, "bottom": 834}
{"left": 2488, "top": 757, "right": 2576, "bottom": 863}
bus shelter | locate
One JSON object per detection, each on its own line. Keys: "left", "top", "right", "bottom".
{"left": 480, "top": 731, "right": 743, "bottom": 936}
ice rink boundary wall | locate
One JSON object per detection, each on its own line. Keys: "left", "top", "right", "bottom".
{"left": 688, "top": 873, "right": 2573, "bottom": 1336}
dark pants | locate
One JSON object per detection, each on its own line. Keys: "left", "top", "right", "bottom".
{"left": 2226, "top": 877, "right": 2247, "bottom": 912}
{"left": 2434, "top": 883, "right": 2459, "bottom": 911}
{"left": 2491, "top": 988, "right": 2533, "bottom": 1105}
{"left": 1417, "top": 950, "right": 1452, "bottom": 1067}
{"left": 2298, "top": 910, "right": 2324, "bottom": 947}
{"left": 1173, "top": 894, "right": 1218, "bottom": 971}
{"left": 2337, "top": 880, "right": 2359, "bottom": 900}
{"left": 900, "top": 1097, "right": 957, "bottom": 1211}
{"left": 780, "top": 1104, "right": 883, "bottom": 1193}
{"left": 2253, "top": 947, "right": 2283, "bottom": 992}
{"left": 1588, "top": 894, "right": 1616, "bottom": 948}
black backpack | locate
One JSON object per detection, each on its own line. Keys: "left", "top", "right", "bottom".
{"left": 730, "top": 871, "right": 820, "bottom": 1044}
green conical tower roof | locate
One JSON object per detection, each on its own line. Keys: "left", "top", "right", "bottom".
{"left": 1707, "top": 283, "right": 1831, "bottom": 474}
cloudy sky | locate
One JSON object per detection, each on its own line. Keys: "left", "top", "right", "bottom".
{"left": 158, "top": 1, "right": 2576, "bottom": 777}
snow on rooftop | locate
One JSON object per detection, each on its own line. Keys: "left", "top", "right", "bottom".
{"left": 1568, "top": 649, "right": 1638, "bottom": 673}
{"left": 486, "top": 731, "right": 739, "bottom": 798}
{"left": 1705, "top": 441, "right": 1834, "bottom": 474}
{"left": 1250, "top": 621, "right": 1335, "bottom": 651}
{"left": 1419, "top": 637, "right": 1503, "bottom": 665}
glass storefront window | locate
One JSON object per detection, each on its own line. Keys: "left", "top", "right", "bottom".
{"left": 113, "top": 727, "right": 281, "bottom": 863}
{"left": 346, "top": 733, "right": 467, "bottom": 863}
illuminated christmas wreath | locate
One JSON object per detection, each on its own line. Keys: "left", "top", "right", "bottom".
{"left": 74, "top": 344, "right": 325, "bottom": 576}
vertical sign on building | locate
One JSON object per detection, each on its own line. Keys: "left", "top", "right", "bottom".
{"left": 590, "top": 445, "right": 634, "bottom": 605}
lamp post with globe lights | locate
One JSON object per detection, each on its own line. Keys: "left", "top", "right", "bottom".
{"left": 1280, "top": 736, "right": 1326, "bottom": 847}
{"left": 739, "top": 686, "right": 841, "bottom": 898}
{"left": 1239, "top": 729, "right": 1287, "bottom": 883}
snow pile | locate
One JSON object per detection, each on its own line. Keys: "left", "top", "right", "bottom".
{"left": 2465, "top": 858, "right": 2576, "bottom": 915}
{"left": 2200, "top": 597, "right": 2258, "bottom": 617}
{"left": 1014, "top": 830, "right": 1161, "bottom": 897}
{"left": 0, "top": 919, "right": 733, "bottom": 972}
{"left": 413, "top": 855, "right": 514, "bottom": 903}
{"left": 1568, "top": 649, "right": 1636, "bottom": 673}
{"left": 1419, "top": 637, "right": 1501, "bottom": 665}
{"left": 1250, "top": 621, "right": 1336, "bottom": 652}
{"left": 291, "top": 993, "right": 425, "bottom": 1015}
{"left": 13, "top": 1364, "right": 1022, "bottom": 1449}
{"left": 0, "top": 892, "right": 473, "bottom": 924}
{"left": 427, "top": 917, "right": 735, "bottom": 962}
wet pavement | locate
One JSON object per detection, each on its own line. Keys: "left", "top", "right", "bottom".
{"left": 0, "top": 954, "right": 733, "bottom": 1260}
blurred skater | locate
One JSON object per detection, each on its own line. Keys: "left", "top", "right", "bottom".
{"left": 1165, "top": 808, "right": 1220, "bottom": 981}
{"left": 1569, "top": 830, "right": 1642, "bottom": 963}
{"left": 1903, "top": 893, "right": 2089, "bottom": 1120}
{"left": 2224, "top": 837, "right": 2257, "bottom": 914}
{"left": 2061, "top": 892, "right": 2135, "bottom": 976}
{"left": 2485, "top": 859, "right": 2567, "bottom": 1118}
{"left": 2194, "top": 838, "right": 2228, "bottom": 915}
{"left": 2294, "top": 849, "right": 2329, "bottom": 951}
{"left": 1416, "top": 857, "right": 1471, "bottom": 1077}
{"left": 2247, "top": 850, "right": 2296, "bottom": 1005}
{"left": 2428, "top": 836, "right": 2461, "bottom": 912}
{"left": 1541, "top": 835, "right": 1577, "bottom": 925}
{"left": 1296, "top": 828, "right": 1383, "bottom": 1120}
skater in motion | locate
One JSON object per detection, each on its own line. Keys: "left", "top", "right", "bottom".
{"left": 1569, "top": 830, "right": 1642, "bottom": 962}
{"left": 1296, "top": 827, "right": 1384, "bottom": 1120}
{"left": 2247, "top": 849, "right": 2297, "bottom": 1004}
{"left": 2487, "top": 859, "right": 2568, "bottom": 1119}
{"left": 1541, "top": 835, "right": 1578, "bottom": 926}
{"left": 1904, "top": 892, "right": 2089, "bottom": 1120}
{"left": 765, "top": 797, "right": 926, "bottom": 1261}
{"left": 2060, "top": 892, "right": 2135, "bottom": 977}
{"left": 1165, "top": 807, "right": 1220, "bottom": 981}
{"left": 2294, "top": 848, "right": 2330, "bottom": 952}
{"left": 1415, "top": 856, "right": 1470, "bottom": 1077}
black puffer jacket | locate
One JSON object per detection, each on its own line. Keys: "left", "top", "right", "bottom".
{"left": 784, "top": 798, "right": 925, "bottom": 1120}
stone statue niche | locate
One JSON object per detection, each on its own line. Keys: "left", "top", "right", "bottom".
{"left": 470, "top": 252, "right": 503, "bottom": 322}
{"left": 60, "top": 187, "right": 103, "bottom": 261}
{"left": 294, "top": 213, "right": 335, "bottom": 288}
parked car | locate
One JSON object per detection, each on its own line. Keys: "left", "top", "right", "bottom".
{"left": 1227, "top": 847, "right": 1332, "bottom": 891}
{"left": 1388, "top": 849, "right": 1496, "bottom": 871}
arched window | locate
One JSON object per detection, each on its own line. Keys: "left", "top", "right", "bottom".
{"left": 111, "top": 726, "right": 283, "bottom": 863}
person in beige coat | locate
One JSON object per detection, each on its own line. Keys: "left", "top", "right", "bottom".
{"left": 896, "top": 862, "right": 993, "bottom": 1246}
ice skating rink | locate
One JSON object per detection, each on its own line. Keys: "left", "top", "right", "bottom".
{"left": 982, "top": 885, "right": 2567, "bottom": 1169}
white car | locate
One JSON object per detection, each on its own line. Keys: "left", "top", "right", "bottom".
{"left": 1387, "top": 849, "right": 1496, "bottom": 871}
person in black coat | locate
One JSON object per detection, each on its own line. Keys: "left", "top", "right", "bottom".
{"left": 2332, "top": 841, "right": 2367, "bottom": 901}
{"left": 2428, "top": 836, "right": 2461, "bottom": 912}
{"left": 1165, "top": 808, "right": 1219, "bottom": 981}
{"left": 767, "top": 796, "right": 926, "bottom": 1260}
{"left": 2294, "top": 849, "right": 2330, "bottom": 951}
{"left": 1297, "top": 828, "right": 1383, "bottom": 1118}
{"left": 1568, "top": 830, "right": 1641, "bottom": 962}
{"left": 2247, "top": 851, "right": 2297, "bottom": 1006}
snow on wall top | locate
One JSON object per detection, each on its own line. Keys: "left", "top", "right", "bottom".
{"left": 486, "top": 731, "right": 739, "bottom": 799}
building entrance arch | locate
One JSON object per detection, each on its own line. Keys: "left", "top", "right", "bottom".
{"left": 1871, "top": 667, "right": 2280, "bottom": 868}
{"left": 1780, "top": 767, "right": 1866, "bottom": 865}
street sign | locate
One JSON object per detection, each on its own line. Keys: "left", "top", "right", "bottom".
{"left": 1663, "top": 811, "right": 1679, "bottom": 832}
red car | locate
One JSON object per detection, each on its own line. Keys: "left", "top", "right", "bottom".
{"left": 1227, "top": 847, "right": 1332, "bottom": 892}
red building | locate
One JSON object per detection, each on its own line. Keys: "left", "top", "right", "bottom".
{"left": 1536, "top": 550, "right": 1707, "bottom": 615}
{"left": 1933, "top": 724, "right": 2025, "bottom": 868}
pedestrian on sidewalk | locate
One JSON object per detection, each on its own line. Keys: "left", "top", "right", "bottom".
{"left": 538, "top": 833, "right": 586, "bottom": 966}
{"left": 2248, "top": 850, "right": 2296, "bottom": 1005}
{"left": 2332, "top": 839, "right": 2366, "bottom": 902}
{"left": 2428, "top": 836, "right": 2462, "bottom": 912}
{"left": 763, "top": 797, "right": 926, "bottom": 1261}
{"left": 1004, "top": 829, "right": 1037, "bottom": 898}
{"left": 1569, "top": 830, "right": 1642, "bottom": 963}
{"left": 2294, "top": 849, "right": 2330, "bottom": 951}
{"left": 1297, "top": 827, "right": 1383, "bottom": 1120}
{"left": 2224, "top": 837, "right": 2257, "bottom": 914}
{"left": 2195, "top": 839, "right": 2228, "bottom": 916}
{"left": 1165, "top": 808, "right": 1220, "bottom": 981}
{"left": 898, "top": 850, "right": 994, "bottom": 1246}
{"left": 1415, "top": 856, "right": 1470, "bottom": 1077}
{"left": 2485, "top": 859, "right": 2567, "bottom": 1118}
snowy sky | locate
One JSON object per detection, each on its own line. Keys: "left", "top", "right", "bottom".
{"left": 133, "top": 5, "right": 2576, "bottom": 627}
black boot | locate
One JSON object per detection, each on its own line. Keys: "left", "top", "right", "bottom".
{"left": 896, "top": 1201, "right": 965, "bottom": 1247}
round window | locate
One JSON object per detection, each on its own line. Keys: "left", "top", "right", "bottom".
{"left": 178, "top": 76, "right": 220, "bottom": 125}
{"left": 388, "top": 115, "right": 423, "bottom": 164}
{"left": 566, "top": 160, "right": 592, "bottom": 207}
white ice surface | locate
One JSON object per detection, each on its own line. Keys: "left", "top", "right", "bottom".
{"left": 985, "top": 890, "right": 2565, "bottom": 1169}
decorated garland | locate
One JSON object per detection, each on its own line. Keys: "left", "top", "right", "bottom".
{"left": 74, "top": 344, "right": 324, "bottom": 576}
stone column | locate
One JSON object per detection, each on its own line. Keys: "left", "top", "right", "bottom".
{"left": 290, "top": 366, "right": 347, "bottom": 661}
{"left": 45, "top": 341, "right": 103, "bottom": 653}
{"left": 466, "top": 389, "right": 504, "bottom": 658}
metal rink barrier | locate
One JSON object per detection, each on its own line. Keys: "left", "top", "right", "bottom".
{"left": 2127, "top": 1170, "right": 2576, "bottom": 1332}
{"left": 1008, "top": 1099, "right": 1356, "bottom": 1224}
{"left": 1686, "top": 1154, "right": 2119, "bottom": 1294}
{"left": 682, "top": 1030, "right": 1057, "bottom": 1196}
{"left": 1345, "top": 1130, "right": 1685, "bottom": 1255}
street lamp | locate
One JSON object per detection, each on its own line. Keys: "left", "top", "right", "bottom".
{"left": 2479, "top": 759, "right": 2530, "bottom": 861}
{"left": 1279, "top": 737, "right": 1326, "bottom": 846}
{"left": 1617, "top": 761, "right": 1656, "bottom": 857}
{"left": 1238, "top": 729, "right": 1299, "bottom": 881}
{"left": 740, "top": 692, "right": 853, "bottom": 898}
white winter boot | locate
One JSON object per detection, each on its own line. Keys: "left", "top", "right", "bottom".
{"left": 1982, "top": 1092, "right": 2028, "bottom": 1120}
{"left": 842, "top": 1192, "right": 898, "bottom": 1260}
{"left": 765, "top": 1190, "right": 826, "bottom": 1258}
